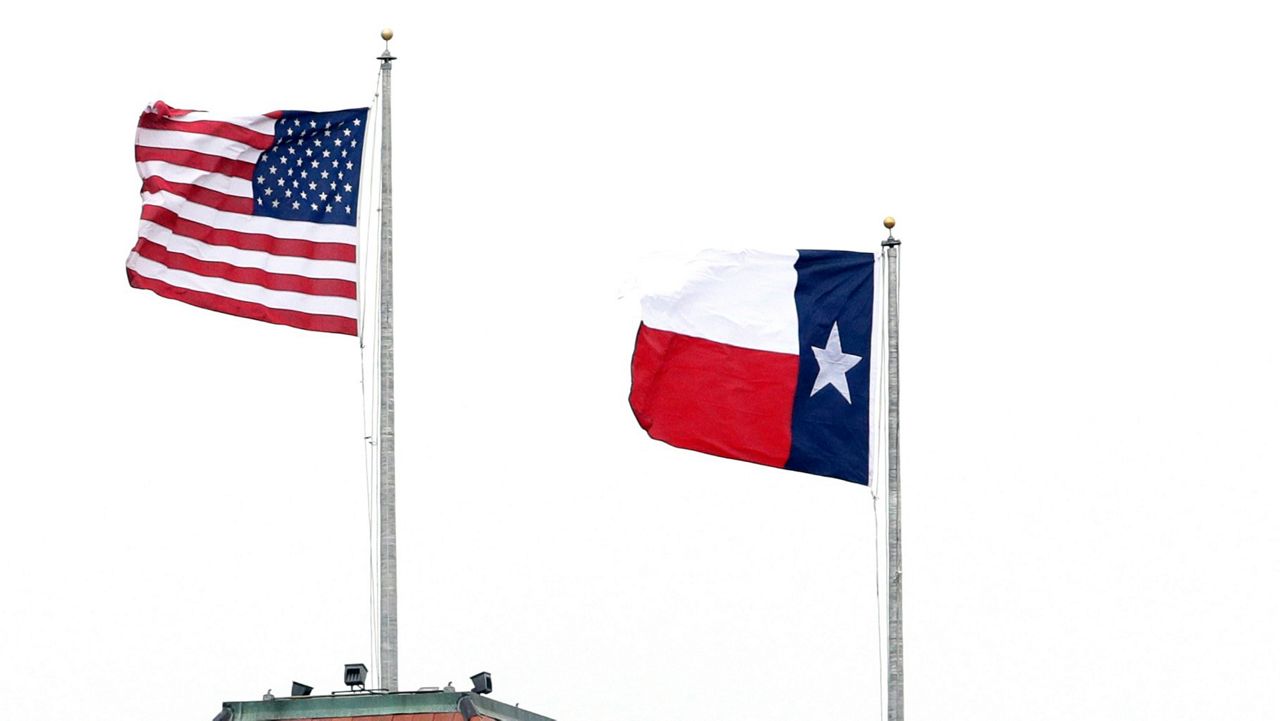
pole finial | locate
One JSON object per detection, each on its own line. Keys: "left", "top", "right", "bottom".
{"left": 378, "top": 28, "right": 397, "bottom": 61}
{"left": 882, "top": 216, "right": 900, "bottom": 246}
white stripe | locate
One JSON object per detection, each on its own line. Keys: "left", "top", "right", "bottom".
{"left": 138, "top": 220, "right": 357, "bottom": 282}
{"left": 135, "top": 128, "right": 264, "bottom": 164}
{"left": 141, "top": 190, "right": 357, "bottom": 245}
{"left": 162, "top": 111, "right": 277, "bottom": 136}
{"left": 640, "top": 249, "right": 800, "bottom": 354}
{"left": 126, "top": 253, "right": 358, "bottom": 319}
{"left": 136, "top": 160, "right": 253, "bottom": 197}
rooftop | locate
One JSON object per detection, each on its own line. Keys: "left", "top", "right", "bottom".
{"left": 218, "top": 690, "right": 556, "bottom": 721}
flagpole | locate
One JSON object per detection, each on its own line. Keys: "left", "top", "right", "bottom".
{"left": 377, "top": 28, "right": 399, "bottom": 693}
{"left": 882, "top": 217, "right": 903, "bottom": 721}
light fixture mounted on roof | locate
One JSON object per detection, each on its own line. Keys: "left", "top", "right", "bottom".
{"left": 345, "top": 663, "right": 369, "bottom": 691}
{"left": 469, "top": 672, "right": 493, "bottom": 695}
{"left": 291, "top": 681, "right": 314, "bottom": 697}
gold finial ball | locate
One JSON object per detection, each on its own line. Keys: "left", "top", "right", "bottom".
{"left": 883, "top": 216, "right": 896, "bottom": 230}
{"left": 381, "top": 28, "right": 394, "bottom": 41}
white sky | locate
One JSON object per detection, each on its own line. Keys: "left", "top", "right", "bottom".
{"left": 3, "top": 2, "right": 1279, "bottom": 720}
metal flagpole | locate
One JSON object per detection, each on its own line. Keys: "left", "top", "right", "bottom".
{"left": 377, "top": 27, "right": 399, "bottom": 693}
{"left": 882, "top": 216, "right": 903, "bottom": 721}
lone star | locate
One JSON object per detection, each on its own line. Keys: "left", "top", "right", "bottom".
{"left": 810, "top": 322, "right": 862, "bottom": 403}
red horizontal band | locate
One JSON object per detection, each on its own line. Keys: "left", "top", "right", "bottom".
{"left": 132, "top": 238, "right": 356, "bottom": 299}
{"left": 141, "top": 205, "right": 356, "bottom": 263}
{"left": 135, "top": 145, "right": 256, "bottom": 180}
{"left": 142, "top": 176, "right": 254, "bottom": 214}
{"left": 127, "top": 269, "right": 356, "bottom": 336}
{"left": 138, "top": 112, "right": 275, "bottom": 149}
{"left": 629, "top": 323, "right": 797, "bottom": 468}
{"left": 149, "top": 101, "right": 193, "bottom": 118}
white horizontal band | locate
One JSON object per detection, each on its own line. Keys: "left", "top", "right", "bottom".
{"left": 138, "top": 220, "right": 357, "bottom": 281}
{"left": 162, "top": 111, "right": 277, "bottom": 136}
{"left": 137, "top": 160, "right": 253, "bottom": 197}
{"left": 141, "top": 190, "right": 357, "bottom": 245}
{"left": 135, "top": 128, "right": 264, "bottom": 164}
{"left": 639, "top": 249, "right": 800, "bottom": 355}
{"left": 126, "top": 253, "right": 357, "bottom": 319}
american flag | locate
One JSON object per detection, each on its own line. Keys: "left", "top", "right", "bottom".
{"left": 127, "top": 101, "right": 370, "bottom": 335}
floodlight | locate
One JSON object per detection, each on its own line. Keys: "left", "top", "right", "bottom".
{"left": 291, "top": 681, "right": 314, "bottom": 697}
{"left": 469, "top": 671, "right": 493, "bottom": 695}
{"left": 345, "top": 663, "right": 369, "bottom": 690}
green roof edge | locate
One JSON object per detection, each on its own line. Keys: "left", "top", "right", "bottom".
{"left": 222, "top": 691, "right": 556, "bottom": 721}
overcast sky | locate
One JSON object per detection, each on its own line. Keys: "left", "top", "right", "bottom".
{"left": 3, "top": 2, "right": 1279, "bottom": 720}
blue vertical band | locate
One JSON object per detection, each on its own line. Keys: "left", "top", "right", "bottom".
{"left": 784, "top": 250, "right": 876, "bottom": 484}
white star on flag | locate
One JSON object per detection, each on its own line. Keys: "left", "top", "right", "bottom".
{"left": 810, "top": 322, "right": 862, "bottom": 403}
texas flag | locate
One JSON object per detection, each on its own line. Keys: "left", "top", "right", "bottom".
{"left": 629, "top": 249, "right": 879, "bottom": 485}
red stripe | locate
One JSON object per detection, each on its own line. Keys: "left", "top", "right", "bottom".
{"left": 140, "top": 205, "right": 356, "bottom": 262}
{"left": 142, "top": 176, "right": 254, "bottom": 214}
{"left": 132, "top": 238, "right": 356, "bottom": 299}
{"left": 127, "top": 269, "right": 356, "bottom": 335}
{"left": 149, "top": 101, "right": 193, "bottom": 117}
{"left": 629, "top": 324, "right": 797, "bottom": 468}
{"left": 138, "top": 112, "right": 275, "bottom": 149}
{"left": 135, "top": 145, "right": 255, "bottom": 180}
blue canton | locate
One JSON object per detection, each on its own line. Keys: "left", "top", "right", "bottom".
{"left": 251, "top": 108, "right": 369, "bottom": 226}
